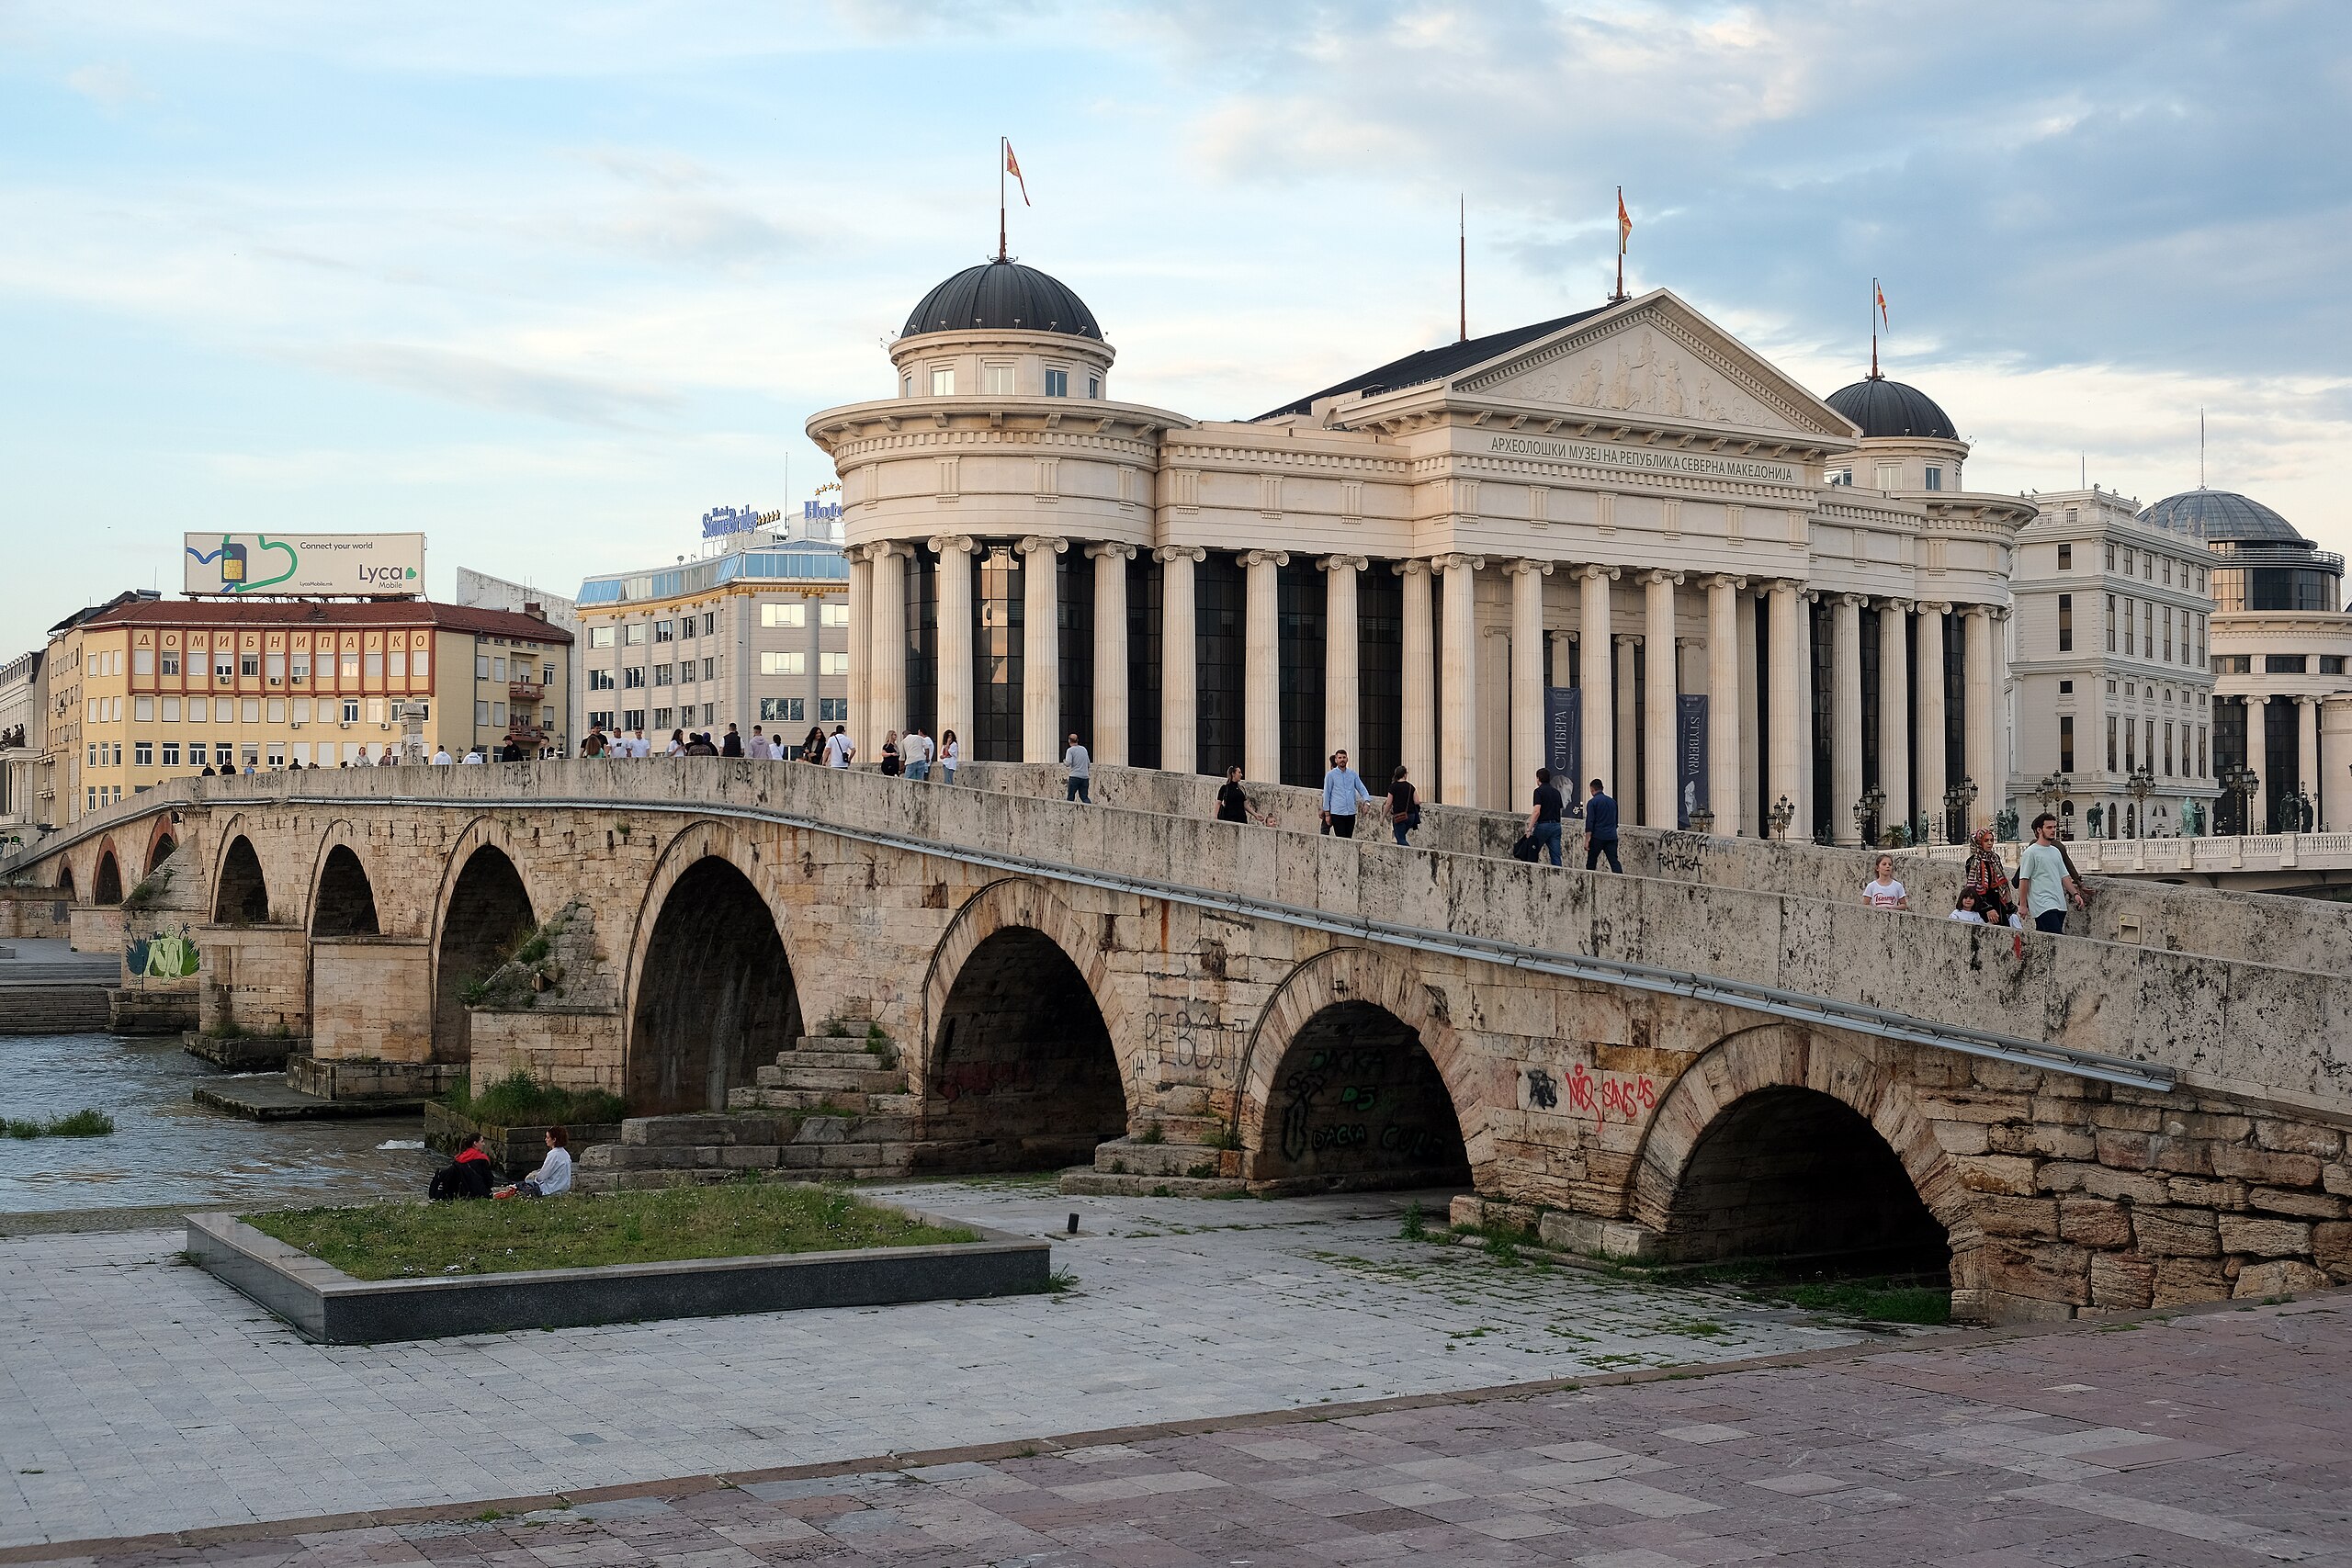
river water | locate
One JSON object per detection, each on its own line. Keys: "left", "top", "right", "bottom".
{"left": 0, "top": 1032, "right": 436, "bottom": 1214}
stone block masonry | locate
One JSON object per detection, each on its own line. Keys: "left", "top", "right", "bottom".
{"left": 14, "top": 760, "right": 2352, "bottom": 1323}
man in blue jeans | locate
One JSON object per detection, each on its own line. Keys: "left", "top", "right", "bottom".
{"left": 1524, "top": 767, "right": 1564, "bottom": 865}
{"left": 1583, "top": 778, "right": 1622, "bottom": 872}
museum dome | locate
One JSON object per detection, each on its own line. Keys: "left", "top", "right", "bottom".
{"left": 901, "top": 259, "right": 1102, "bottom": 341}
{"left": 2137, "top": 489, "right": 2306, "bottom": 546}
{"left": 1825, "top": 377, "right": 1959, "bottom": 442}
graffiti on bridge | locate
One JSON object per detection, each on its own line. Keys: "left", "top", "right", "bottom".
{"left": 1521, "top": 1062, "right": 1658, "bottom": 1124}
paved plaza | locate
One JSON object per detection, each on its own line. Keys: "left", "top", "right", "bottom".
{"left": 6, "top": 1295, "right": 2350, "bottom": 1565}
{"left": 0, "top": 1180, "right": 1893, "bottom": 1549}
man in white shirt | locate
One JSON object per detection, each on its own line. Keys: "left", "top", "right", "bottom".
{"left": 628, "top": 729, "right": 649, "bottom": 759}
{"left": 1063, "top": 733, "right": 1091, "bottom": 802}
{"left": 902, "top": 727, "right": 933, "bottom": 781}
{"left": 461, "top": 748, "right": 486, "bottom": 765}
{"left": 823, "top": 726, "right": 855, "bottom": 768}
{"left": 431, "top": 747, "right": 453, "bottom": 766}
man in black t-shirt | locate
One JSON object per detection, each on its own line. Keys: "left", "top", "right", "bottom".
{"left": 1525, "top": 768, "right": 1565, "bottom": 865}
{"left": 1215, "top": 766, "right": 1274, "bottom": 827}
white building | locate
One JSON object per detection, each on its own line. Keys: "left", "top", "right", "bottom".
{"left": 2009, "top": 488, "right": 2219, "bottom": 838}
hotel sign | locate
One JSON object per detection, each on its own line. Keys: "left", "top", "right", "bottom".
{"left": 1485, "top": 434, "right": 1800, "bottom": 485}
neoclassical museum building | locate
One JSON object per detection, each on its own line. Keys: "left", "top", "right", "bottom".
{"left": 807, "top": 259, "right": 2036, "bottom": 843}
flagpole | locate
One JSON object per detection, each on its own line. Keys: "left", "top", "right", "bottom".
{"left": 1458, "top": 196, "right": 1466, "bottom": 342}
{"left": 997, "top": 137, "right": 1007, "bottom": 263}
{"left": 1870, "top": 277, "right": 1879, "bottom": 379}
{"left": 1613, "top": 186, "right": 1624, "bottom": 303}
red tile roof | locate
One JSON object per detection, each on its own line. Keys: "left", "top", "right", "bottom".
{"left": 81, "top": 598, "right": 572, "bottom": 643}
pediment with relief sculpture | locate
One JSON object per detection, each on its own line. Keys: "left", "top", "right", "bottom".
{"left": 1454, "top": 291, "right": 1852, "bottom": 440}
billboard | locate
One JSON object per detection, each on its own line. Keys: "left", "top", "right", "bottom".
{"left": 184, "top": 534, "right": 424, "bottom": 597}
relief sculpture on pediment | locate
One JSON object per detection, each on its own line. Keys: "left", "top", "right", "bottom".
{"left": 1486, "top": 323, "right": 1779, "bottom": 428}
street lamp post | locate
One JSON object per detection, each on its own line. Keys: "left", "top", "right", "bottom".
{"left": 1768, "top": 794, "right": 1795, "bottom": 841}
{"left": 1852, "top": 784, "right": 1886, "bottom": 847}
{"left": 1942, "top": 774, "right": 1978, "bottom": 844}
{"left": 2125, "top": 766, "right": 2154, "bottom": 840}
{"left": 2221, "top": 763, "right": 2258, "bottom": 837}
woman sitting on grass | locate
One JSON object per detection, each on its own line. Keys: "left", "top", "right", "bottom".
{"left": 494, "top": 1126, "right": 571, "bottom": 1200}
{"left": 427, "top": 1132, "right": 495, "bottom": 1201}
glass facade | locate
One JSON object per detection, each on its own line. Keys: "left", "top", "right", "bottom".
{"left": 1126, "top": 554, "right": 1160, "bottom": 769}
{"left": 903, "top": 543, "right": 938, "bottom": 739}
{"left": 1057, "top": 553, "right": 1093, "bottom": 752}
{"left": 1193, "top": 553, "right": 1245, "bottom": 776}
{"left": 1276, "top": 561, "right": 1326, "bottom": 787}
{"left": 1356, "top": 568, "right": 1403, "bottom": 792}
{"left": 975, "top": 548, "right": 1023, "bottom": 761}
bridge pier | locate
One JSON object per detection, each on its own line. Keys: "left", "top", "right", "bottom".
{"left": 310, "top": 935, "right": 434, "bottom": 1064}
{"left": 197, "top": 922, "right": 310, "bottom": 1039}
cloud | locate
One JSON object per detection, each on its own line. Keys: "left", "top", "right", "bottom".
{"left": 64, "top": 62, "right": 151, "bottom": 109}
{"left": 300, "top": 342, "right": 686, "bottom": 427}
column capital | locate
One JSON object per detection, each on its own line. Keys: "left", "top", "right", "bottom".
{"left": 1154, "top": 544, "right": 1207, "bottom": 565}
{"left": 1917, "top": 599, "right": 1954, "bottom": 615}
{"left": 1394, "top": 558, "right": 1430, "bottom": 579}
{"left": 926, "top": 534, "right": 977, "bottom": 557}
{"left": 1879, "top": 596, "right": 1911, "bottom": 614}
{"left": 1837, "top": 592, "right": 1868, "bottom": 609}
{"left": 853, "top": 541, "right": 903, "bottom": 563}
{"left": 1016, "top": 535, "right": 1069, "bottom": 558}
{"left": 1705, "top": 573, "right": 1748, "bottom": 592}
{"left": 1614, "top": 632, "right": 1641, "bottom": 647}
{"left": 1502, "top": 558, "right": 1555, "bottom": 578}
{"left": 1430, "top": 553, "right": 1487, "bottom": 574}
{"left": 1963, "top": 602, "right": 1996, "bottom": 621}
{"left": 1239, "top": 549, "right": 1290, "bottom": 569}
{"left": 1642, "top": 569, "right": 1684, "bottom": 587}
{"left": 1575, "top": 563, "right": 1621, "bottom": 583}
{"left": 1319, "top": 554, "right": 1369, "bottom": 573}
{"left": 1083, "top": 541, "right": 1136, "bottom": 562}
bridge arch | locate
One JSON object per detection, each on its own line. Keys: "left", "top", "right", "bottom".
{"left": 311, "top": 845, "right": 381, "bottom": 938}
{"left": 91, "top": 840, "right": 124, "bottom": 906}
{"left": 1236, "top": 946, "right": 1477, "bottom": 1193}
{"left": 622, "top": 821, "right": 804, "bottom": 1115}
{"left": 430, "top": 818, "right": 539, "bottom": 1064}
{"left": 1629, "top": 1024, "right": 1967, "bottom": 1281}
{"left": 211, "top": 832, "right": 271, "bottom": 924}
{"left": 920, "top": 877, "right": 1136, "bottom": 1170}
{"left": 142, "top": 816, "right": 178, "bottom": 877}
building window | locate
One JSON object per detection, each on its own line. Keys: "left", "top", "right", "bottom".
{"left": 623, "top": 667, "right": 645, "bottom": 688}
{"left": 761, "top": 603, "right": 806, "bottom": 628}
{"left": 2267, "top": 654, "right": 2308, "bottom": 673}
{"left": 475, "top": 700, "right": 490, "bottom": 726}
{"left": 589, "top": 626, "right": 615, "bottom": 649}
{"left": 589, "top": 710, "right": 615, "bottom": 730}
{"left": 492, "top": 702, "right": 505, "bottom": 725}
{"left": 701, "top": 658, "right": 715, "bottom": 681}
{"left": 240, "top": 652, "right": 259, "bottom": 678}
{"left": 2104, "top": 542, "right": 2116, "bottom": 570}
{"left": 820, "top": 651, "right": 850, "bottom": 676}
{"left": 652, "top": 620, "right": 673, "bottom": 643}
{"left": 413, "top": 646, "right": 430, "bottom": 681}
{"left": 653, "top": 663, "right": 673, "bottom": 687}
{"left": 290, "top": 651, "right": 310, "bottom": 682}
{"left": 162, "top": 697, "right": 180, "bottom": 721}
{"left": 341, "top": 648, "right": 359, "bottom": 678}
{"left": 133, "top": 696, "right": 153, "bottom": 721}
{"left": 241, "top": 698, "right": 260, "bottom": 722}
{"left": 364, "top": 650, "right": 383, "bottom": 677}
{"left": 132, "top": 648, "right": 153, "bottom": 675}
{"left": 1044, "top": 367, "right": 1069, "bottom": 397}
{"left": 266, "top": 742, "right": 284, "bottom": 767}
{"left": 2107, "top": 716, "right": 2118, "bottom": 773}
{"left": 342, "top": 700, "right": 360, "bottom": 723}
{"left": 2058, "top": 680, "right": 2073, "bottom": 694}
{"left": 701, "top": 612, "right": 715, "bottom": 637}
{"left": 589, "top": 669, "right": 616, "bottom": 691}
{"left": 2164, "top": 721, "right": 2175, "bottom": 775}
{"left": 2105, "top": 595, "right": 2116, "bottom": 652}
{"left": 293, "top": 698, "right": 311, "bottom": 723}
{"left": 820, "top": 603, "right": 850, "bottom": 627}
{"left": 161, "top": 649, "right": 181, "bottom": 676}
{"left": 623, "top": 708, "right": 646, "bottom": 731}
{"left": 2323, "top": 656, "right": 2346, "bottom": 674}
{"left": 2056, "top": 542, "right": 2072, "bottom": 570}
{"left": 819, "top": 697, "right": 847, "bottom": 723}
{"left": 1923, "top": 466, "right": 1942, "bottom": 491}
{"left": 2059, "top": 716, "right": 2073, "bottom": 773}
{"left": 760, "top": 650, "right": 805, "bottom": 675}
{"left": 1827, "top": 468, "right": 1852, "bottom": 486}
{"left": 982, "top": 363, "right": 1013, "bottom": 395}
{"left": 930, "top": 366, "right": 955, "bottom": 396}
{"left": 2057, "top": 594, "right": 2072, "bottom": 652}
{"left": 266, "top": 699, "right": 285, "bottom": 723}
{"left": 162, "top": 743, "right": 180, "bottom": 767}
{"left": 2121, "top": 548, "right": 2133, "bottom": 575}
{"left": 625, "top": 623, "right": 648, "bottom": 646}
{"left": 2162, "top": 557, "right": 2173, "bottom": 586}
{"left": 475, "top": 653, "right": 491, "bottom": 679}
{"left": 652, "top": 706, "right": 673, "bottom": 729}
{"left": 492, "top": 656, "right": 506, "bottom": 682}
{"left": 759, "top": 696, "right": 804, "bottom": 723}
{"left": 1086, "top": 376, "right": 1101, "bottom": 399}
{"left": 901, "top": 375, "right": 913, "bottom": 398}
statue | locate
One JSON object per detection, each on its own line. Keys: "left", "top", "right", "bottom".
{"left": 2182, "top": 799, "right": 2204, "bottom": 837}
{"left": 2086, "top": 804, "right": 2103, "bottom": 839}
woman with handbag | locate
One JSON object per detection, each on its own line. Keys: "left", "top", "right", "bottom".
{"left": 1387, "top": 765, "right": 1421, "bottom": 846}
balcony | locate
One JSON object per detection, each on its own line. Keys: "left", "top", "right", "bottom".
{"left": 509, "top": 681, "right": 544, "bottom": 703}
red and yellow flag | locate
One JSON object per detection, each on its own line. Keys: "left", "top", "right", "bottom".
{"left": 1616, "top": 188, "right": 1632, "bottom": 254}
{"left": 1876, "top": 280, "right": 1890, "bottom": 328}
{"left": 1005, "top": 141, "right": 1031, "bottom": 206}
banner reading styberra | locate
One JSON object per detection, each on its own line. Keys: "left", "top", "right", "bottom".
{"left": 183, "top": 534, "right": 424, "bottom": 597}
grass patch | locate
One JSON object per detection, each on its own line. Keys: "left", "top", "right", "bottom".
{"left": 1398, "top": 1200, "right": 1429, "bottom": 1241}
{"left": 1201, "top": 1124, "right": 1242, "bottom": 1151}
{"left": 247, "top": 1176, "right": 975, "bottom": 1280}
{"left": 5, "top": 1110, "right": 115, "bottom": 1139}
{"left": 1766, "top": 1278, "right": 1950, "bottom": 1325}
{"left": 443, "top": 1068, "right": 627, "bottom": 1129}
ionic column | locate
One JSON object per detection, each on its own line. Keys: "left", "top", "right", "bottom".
{"left": 1644, "top": 570, "right": 1682, "bottom": 828}
{"left": 1705, "top": 576, "right": 1743, "bottom": 833}
{"left": 1398, "top": 560, "right": 1434, "bottom": 788}
{"left": 1322, "top": 556, "right": 1365, "bottom": 761}
{"left": 1877, "top": 598, "right": 1910, "bottom": 838}
{"left": 1829, "top": 594, "right": 1865, "bottom": 844}
{"left": 847, "top": 546, "right": 874, "bottom": 757}
{"left": 868, "top": 544, "right": 906, "bottom": 747}
{"left": 1766, "top": 581, "right": 1804, "bottom": 828}
{"left": 1994, "top": 607, "right": 2015, "bottom": 820}
{"left": 1087, "top": 544, "right": 1134, "bottom": 766}
{"left": 1964, "top": 605, "right": 1996, "bottom": 830}
{"left": 1242, "top": 549, "right": 1287, "bottom": 782}
{"left": 1158, "top": 546, "right": 1204, "bottom": 774}
{"left": 1577, "top": 565, "right": 1617, "bottom": 795}
{"left": 1507, "top": 560, "right": 1553, "bottom": 796}
{"left": 1436, "top": 554, "right": 1483, "bottom": 806}
{"left": 2300, "top": 695, "right": 2321, "bottom": 828}
{"left": 1916, "top": 604, "right": 1948, "bottom": 840}
{"left": 1018, "top": 536, "right": 1066, "bottom": 763}
{"left": 1615, "top": 634, "right": 1640, "bottom": 818}
{"left": 930, "top": 536, "right": 975, "bottom": 753}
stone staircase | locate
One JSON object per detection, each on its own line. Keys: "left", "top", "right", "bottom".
{"left": 1058, "top": 1114, "right": 1244, "bottom": 1198}
{"left": 575, "top": 1033, "right": 922, "bottom": 1191}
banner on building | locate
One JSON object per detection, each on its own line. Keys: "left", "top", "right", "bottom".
{"left": 183, "top": 534, "right": 424, "bottom": 598}
{"left": 1543, "top": 687, "right": 1580, "bottom": 795}
{"left": 1676, "top": 694, "right": 1708, "bottom": 829}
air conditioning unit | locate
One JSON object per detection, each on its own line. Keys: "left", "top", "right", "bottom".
{"left": 339, "top": 719, "right": 353, "bottom": 729}
{"left": 289, "top": 721, "right": 303, "bottom": 730}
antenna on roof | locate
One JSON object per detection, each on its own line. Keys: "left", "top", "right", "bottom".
{"left": 1458, "top": 196, "right": 1467, "bottom": 342}
{"left": 2199, "top": 408, "right": 2207, "bottom": 489}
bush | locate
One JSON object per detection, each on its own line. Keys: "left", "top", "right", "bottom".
{"left": 444, "top": 1069, "right": 627, "bottom": 1128}
{"left": 1201, "top": 1124, "right": 1242, "bottom": 1151}
{"left": 5, "top": 1110, "right": 114, "bottom": 1139}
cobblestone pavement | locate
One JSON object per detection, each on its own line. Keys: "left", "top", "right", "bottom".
{"left": 0, "top": 1181, "right": 1896, "bottom": 1548}
{"left": 9, "top": 1295, "right": 2350, "bottom": 1565}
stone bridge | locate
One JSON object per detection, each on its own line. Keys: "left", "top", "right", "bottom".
{"left": 11, "top": 761, "right": 2352, "bottom": 1326}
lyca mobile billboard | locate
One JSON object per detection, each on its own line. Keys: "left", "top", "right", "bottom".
{"left": 184, "top": 534, "right": 424, "bottom": 597}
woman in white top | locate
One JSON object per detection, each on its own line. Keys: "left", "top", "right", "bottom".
{"left": 496, "top": 1127, "right": 572, "bottom": 1199}
{"left": 939, "top": 728, "right": 960, "bottom": 785}
{"left": 1860, "top": 853, "right": 1908, "bottom": 910}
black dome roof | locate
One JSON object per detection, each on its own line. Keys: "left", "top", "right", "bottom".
{"left": 2137, "top": 490, "right": 2305, "bottom": 546}
{"left": 901, "top": 259, "right": 1101, "bottom": 341}
{"left": 1825, "top": 377, "right": 1958, "bottom": 441}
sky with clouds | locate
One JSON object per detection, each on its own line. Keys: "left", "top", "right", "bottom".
{"left": 5, "top": 0, "right": 2348, "bottom": 655}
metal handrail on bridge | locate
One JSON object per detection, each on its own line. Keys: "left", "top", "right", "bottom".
{"left": 245, "top": 785, "right": 2177, "bottom": 1095}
